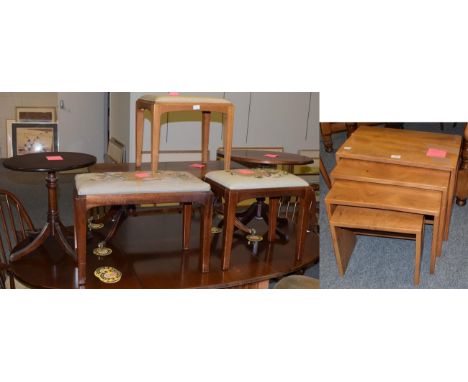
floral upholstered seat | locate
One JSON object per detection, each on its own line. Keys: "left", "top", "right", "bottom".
{"left": 204, "top": 168, "right": 309, "bottom": 190}
{"left": 75, "top": 171, "right": 210, "bottom": 196}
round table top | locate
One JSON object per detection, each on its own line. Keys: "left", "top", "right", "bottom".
{"left": 3, "top": 152, "right": 97, "bottom": 172}
{"left": 217, "top": 149, "right": 314, "bottom": 166}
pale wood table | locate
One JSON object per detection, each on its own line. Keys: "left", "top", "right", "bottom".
{"left": 331, "top": 158, "right": 449, "bottom": 260}
{"left": 335, "top": 126, "right": 462, "bottom": 240}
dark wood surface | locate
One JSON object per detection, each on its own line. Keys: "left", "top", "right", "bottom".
{"left": 217, "top": 149, "right": 314, "bottom": 166}
{"left": 9, "top": 210, "right": 318, "bottom": 289}
{"left": 3, "top": 152, "right": 97, "bottom": 263}
{"left": 3, "top": 152, "right": 97, "bottom": 173}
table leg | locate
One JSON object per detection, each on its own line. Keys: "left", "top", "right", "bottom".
{"left": 10, "top": 171, "right": 76, "bottom": 262}
{"left": 430, "top": 215, "right": 441, "bottom": 274}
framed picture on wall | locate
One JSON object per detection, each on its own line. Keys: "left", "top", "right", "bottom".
{"left": 16, "top": 107, "right": 57, "bottom": 122}
{"left": 6, "top": 119, "right": 14, "bottom": 157}
{"left": 11, "top": 123, "right": 58, "bottom": 156}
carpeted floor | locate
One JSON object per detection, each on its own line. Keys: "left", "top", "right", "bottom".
{"left": 0, "top": 161, "right": 318, "bottom": 288}
{"left": 320, "top": 123, "right": 468, "bottom": 288}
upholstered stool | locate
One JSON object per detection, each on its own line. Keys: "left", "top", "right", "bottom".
{"left": 204, "top": 168, "right": 312, "bottom": 271}
{"left": 73, "top": 171, "right": 213, "bottom": 285}
{"left": 135, "top": 95, "right": 234, "bottom": 171}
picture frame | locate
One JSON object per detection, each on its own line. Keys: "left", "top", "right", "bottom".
{"left": 5, "top": 119, "right": 14, "bottom": 157}
{"left": 16, "top": 107, "right": 57, "bottom": 122}
{"left": 11, "top": 122, "right": 58, "bottom": 156}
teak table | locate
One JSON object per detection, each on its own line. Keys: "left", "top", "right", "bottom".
{"left": 335, "top": 126, "right": 462, "bottom": 240}
{"left": 327, "top": 126, "right": 461, "bottom": 279}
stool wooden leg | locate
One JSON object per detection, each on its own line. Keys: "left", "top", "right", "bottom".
{"left": 222, "top": 190, "right": 238, "bottom": 271}
{"left": 414, "top": 225, "right": 424, "bottom": 285}
{"left": 200, "top": 194, "right": 213, "bottom": 273}
{"left": 268, "top": 197, "right": 280, "bottom": 242}
{"left": 201, "top": 112, "right": 210, "bottom": 163}
{"left": 135, "top": 107, "right": 145, "bottom": 168}
{"left": 151, "top": 104, "right": 161, "bottom": 172}
{"left": 223, "top": 106, "right": 234, "bottom": 171}
{"left": 182, "top": 203, "right": 192, "bottom": 250}
{"left": 295, "top": 189, "right": 312, "bottom": 261}
{"left": 74, "top": 196, "right": 88, "bottom": 286}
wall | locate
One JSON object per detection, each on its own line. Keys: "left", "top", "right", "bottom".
{"left": 109, "top": 92, "right": 131, "bottom": 158}
{"left": 122, "top": 92, "right": 319, "bottom": 162}
{"left": 57, "top": 93, "right": 107, "bottom": 161}
{"left": 0, "top": 92, "right": 58, "bottom": 158}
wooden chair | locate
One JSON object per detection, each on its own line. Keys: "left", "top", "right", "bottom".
{"left": 329, "top": 205, "right": 424, "bottom": 285}
{"left": 205, "top": 169, "right": 313, "bottom": 270}
{"left": 0, "top": 189, "right": 35, "bottom": 288}
{"left": 320, "top": 123, "right": 356, "bottom": 152}
{"left": 135, "top": 95, "right": 234, "bottom": 171}
{"left": 74, "top": 171, "right": 213, "bottom": 286}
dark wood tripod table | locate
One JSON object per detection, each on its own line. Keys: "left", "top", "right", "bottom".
{"left": 3, "top": 152, "right": 96, "bottom": 262}
{"left": 217, "top": 149, "right": 314, "bottom": 240}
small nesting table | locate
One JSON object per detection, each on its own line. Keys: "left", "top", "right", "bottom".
{"left": 335, "top": 126, "right": 461, "bottom": 240}
{"left": 327, "top": 126, "right": 461, "bottom": 279}
{"left": 3, "top": 152, "right": 96, "bottom": 262}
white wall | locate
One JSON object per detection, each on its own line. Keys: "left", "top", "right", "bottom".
{"left": 57, "top": 93, "right": 107, "bottom": 162}
{"left": 120, "top": 92, "right": 319, "bottom": 162}
{"left": 109, "top": 92, "right": 131, "bottom": 160}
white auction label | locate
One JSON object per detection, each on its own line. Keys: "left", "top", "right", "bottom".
{"left": 344, "top": 146, "right": 352, "bottom": 150}
{"left": 391, "top": 154, "right": 401, "bottom": 159}
{"left": 193, "top": 105, "right": 201, "bottom": 110}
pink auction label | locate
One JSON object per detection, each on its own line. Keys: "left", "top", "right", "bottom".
{"left": 237, "top": 169, "right": 255, "bottom": 175}
{"left": 46, "top": 156, "right": 63, "bottom": 161}
{"left": 134, "top": 172, "right": 151, "bottom": 178}
{"left": 168, "top": 92, "right": 180, "bottom": 96}
{"left": 190, "top": 163, "right": 205, "bottom": 168}
{"left": 426, "top": 148, "right": 447, "bottom": 158}
{"left": 264, "top": 153, "right": 279, "bottom": 158}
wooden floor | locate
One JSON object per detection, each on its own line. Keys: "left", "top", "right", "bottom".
{"left": 10, "top": 208, "right": 319, "bottom": 289}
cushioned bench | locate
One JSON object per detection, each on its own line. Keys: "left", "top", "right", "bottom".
{"left": 73, "top": 171, "right": 213, "bottom": 285}
{"left": 204, "top": 168, "right": 312, "bottom": 271}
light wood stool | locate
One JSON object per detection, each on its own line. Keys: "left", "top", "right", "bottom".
{"left": 330, "top": 205, "right": 424, "bottom": 285}
{"left": 135, "top": 95, "right": 234, "bottom": 172}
